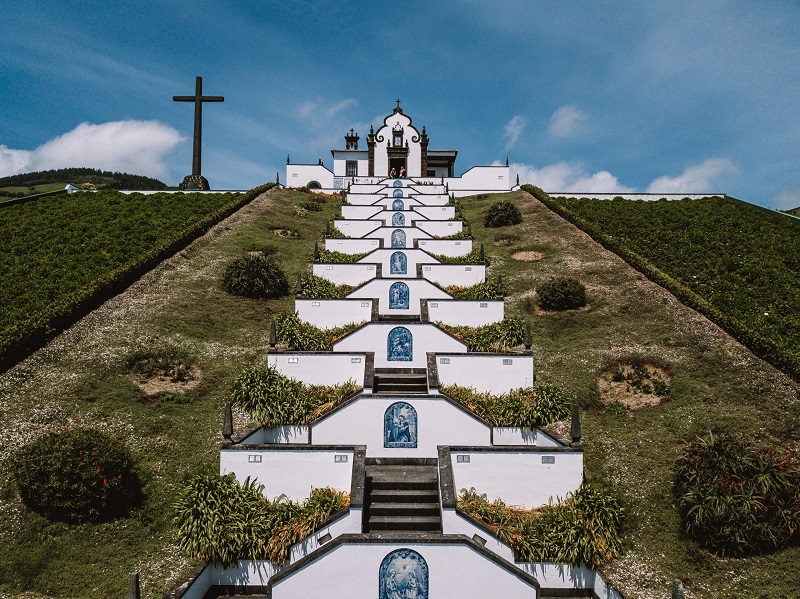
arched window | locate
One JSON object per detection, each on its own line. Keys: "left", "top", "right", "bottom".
{"left": 383, "top": 403, "right": 418, "bottom": 449}
{"left": 379, "top": 549, "right": 428, "bottom": 598}
{"left": 389, "top": 282, "right": 410, "bottom": 309}
{"left": 307, "top": 180, "right": 321, "bottom": 189}
{"left": 387, "top": 326, "right": 412, "bottom": 362}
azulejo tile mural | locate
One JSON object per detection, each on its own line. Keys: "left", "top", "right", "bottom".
{"left": 393, "top": 188, "right": 404, "bottom": 198}
{"left": 379, "top": 548, "right": 428, "bottom": 599}
{"left": 391, "top": 229, "right": 406, "bottom": 248}
{"left": 393, "top": 179, "right": 403, "bottom": 188}
{"left": 389, "top": 282, "right": 410, "bottom": 309}
{"left": 392, "top": 212, "right": 405, "bottom": 226}
{"left": 390, "top": 251, "right": 407, "bottom": 274}
{"left": 392, "top": 199, "right": 404, "bottom": 210}
{"left": 384, "top": 402, "right": 417, "bottom": 448}
{"left": 387, "top": 326, "right": 413, "bottom": 361}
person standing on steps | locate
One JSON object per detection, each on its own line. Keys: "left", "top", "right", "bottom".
{"left": 389, "top": 167, "right": 396, "bottom": 178}
{"left": 399, "top": 165, "right": 406, "bottom": 179}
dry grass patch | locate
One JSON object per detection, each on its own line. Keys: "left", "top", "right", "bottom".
{"left": 511, "top": 250, "right": 543, "bottom": 261}
{"left": 596, "top": 360, "right": 671, "bottom": 410}
{"left": 129, "top": 364, "right": 202, "bottom": 398}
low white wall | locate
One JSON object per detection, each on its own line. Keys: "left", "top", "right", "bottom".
{"left": 220, "top": 448, "right": 355, "bottom": 502}
{"left": 421, "top": 263, "right": 485, "bottom": 287}
{"left": 492, "top": 428, "right": 562, "bottom": 448}
{"left": 447, "top": 166, "right": 511, "bottom": 194}
{"left": 417, "top": 238, "right": 472, "bottom": 257}
{"left": 348, "top": 279, "right": 450, "bottom": 316}
{"left": 415, "top": 220, "right": 463, "bottom": 237}
{"left": 436, "top": 354, "right": 534, "bottom": 393}
{"left": 366, "top": 196, "right": 424, "bottom": 210}
{"left": 428, "top": 299, "right": 503, "bottom": 326}
{"left": 239, "top": 426, "right": 310, "bottom": 445}
{"left": 296, "top": 298, "right": 372, "bottom": 328}
{"left": 325, "top": 237, "right": 382, "bottom": 253}
{"left": 374, "top": 211, "right": 428, "bottom": 227}
{"left": 313, "top": 262, "right": 377, "bottom": 286}
{"left": 413, "top": 205, "right": 455, "bottom": 220}
{"left": 342, "top": 205, "right": 382, "bottom": 220}
{"left": 440, "top": 509, "right": 515, "bottom": 562}
{"left": 367, "top": 226, "right": 432, "bottom": 249}
{"left": 357, "top": 249, "right": 440, "bottom": 279}
{"left": 271, "top": 541, "right": 540, "bottom": 599}
{"left": 286, "top": 164, "right": 334, "bottom": 188}
{"left": 268, "top": 353, "right": 366, "bottom": 386}
{"left": 518, "top": 563, "right": 596, "bottom": 593}
{"left": 450, "top": 450, "right": 583, "bottom": 509}
{"left": 334, "top": 219, "right": 381, "bottom": 238}
{"left": 312, "top": 395, "right": 489, "bottom": 457}
{"left": 333, "top": 323, "right": 466, "bottom": 369}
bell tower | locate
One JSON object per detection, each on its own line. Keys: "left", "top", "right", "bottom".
{"left": 345, "top": 128, "right": 359, "bottom": 150}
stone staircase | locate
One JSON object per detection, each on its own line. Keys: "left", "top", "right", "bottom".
{"left": 364, "top": 459, "right": 441, "bottom": 533}
{"left": 373, "top": 368, "right": 428, "bottom": 394}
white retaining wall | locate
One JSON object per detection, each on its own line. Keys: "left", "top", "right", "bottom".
{"left": 436, "top": 354, "right": 534, "bottom": 393}
{"left": 313, "top": 262, "right": 377, "bottom": 286}
{"left": 312, "top": 395, "right": 489, "bottom": 458}
{"left": 373, "top": 211, "right": 429, "bottom": 227}
{"left": 296, "top": 298, "right": 373, "bottom": 328}
{"left": 366, "top": 226, "right": 432, "bottom": 248}
{"left": 428, "top": 299, "right": 503, "bottom": 326}
{"left": 413, "top": 205, "right": 455, "bottom": 220}
{"left": 447, "top": 166, "right": 511, "bottom": 196}
{"left": 357, "top": 249, "right": 440, "bottom": 279}
{"left": 333, "top": 324, "right": 466, "bottom": 369}
{"left": 492, "top": 428, "right": 562, "bottom": 448}
{"left": 268, "top": 352, "right": 366, "bottom": 386}
{"left": 333, "top": 220, "right": 382, "bottom": 238}
{"left": 415, "top": 220, "right": 463, "bottom": 237}
{"left": 286, "top": 164, "right": 334, "bottom": 188}
{"left": 348, "top": 278, "right": 451, "bottom": 316}
{"left": 239, "top": 426, "right": 310, "bottom": 444}
{"left": 440, "top": 509, "right": 516, "bottom": 562}
{"left": 421, "top": 263, "right": 485, "bottom": 287}
{"left": 450, "top": 450, "right": 583, "bottom": 508}
{"left": 271, "top": 542, "right": 540, "bottom": 599}
{"left": 220, "top": 448, "right": 356, "bottom": 502}
{"left": 325, "top": 237, "right": 382, "bottom": 253}
{"left": 416, "top": 238, "right": 472, "bottom": 257}
{"left": 519, "top": 563, "right": 596, "bottom": 594}
{"left": 341, "top": 205, "right": 382, "bottom": 220}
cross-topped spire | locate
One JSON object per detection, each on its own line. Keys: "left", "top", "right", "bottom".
{"left": 396, "top": 99, "right": 401, "bottom": 108}
{"left": 173, "top": 76, "right": 224, "bottom": 179}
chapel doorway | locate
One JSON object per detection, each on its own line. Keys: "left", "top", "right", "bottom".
{"left": 389, "top": 158, "right": 406, "bottom": 178}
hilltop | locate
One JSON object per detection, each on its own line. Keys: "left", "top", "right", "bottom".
{"left": 0, "top": 167, "right": 168, "bottom": 198}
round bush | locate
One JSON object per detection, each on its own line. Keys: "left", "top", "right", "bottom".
{"left": 537, "top": 277, "right": 587, "bottom": 310}
{"left": 484, "top": 201, "right": 522, "bottom": 227}
{"left": 10, "top": 427, "right": 142, "bottom": 523}
{"left": 221, "top": 254, "right": 290, "bottom": 299}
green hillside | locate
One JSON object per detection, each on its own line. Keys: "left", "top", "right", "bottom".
{"left": 0, "top": 168, "right": 168, "bottom": 198}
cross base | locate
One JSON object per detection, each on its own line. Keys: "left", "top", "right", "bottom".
{"left": 179, "top": 174, "right": 210, "bottom": 191}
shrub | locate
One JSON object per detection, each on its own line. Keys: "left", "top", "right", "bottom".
{"left": 675, "top": 432, "right": 800, "bottom": 557}
{"left": 441, "top": 383, "right": 571, "bottom": 427}
{"left": 10, "top": 427, "right": 142, "bottom": 523}
{"left": 174, "top": 474, "right": 348, "bottom": 567}
{"left": 459, "top": 484, "right": 624, "bottom": 568}
{"left": 431, "top": 249, "right": 490, "bottom": 266}
{"left": 537, "top": 277, "right": 587, "bottom": 311}
{"left": 439, "top": 315, "right": 525, "bottom": 352}
{"left": 316, "top": 249, "right": 369, "bottom": 263}
{"left": 445, "top": 279, "right": 498, "bottom": 300}
{"left": 484, "top": 201, "right": 522, "bottom": 227}
{"left": 274, "top": 311, "right": 359, "bottom": 351}
{"left": 300, "top": 273, "right": 355, "bottom": 299}
{"left": 221, "top": 254, "right": 290, "bottom": 299}
{"left": 300, "top": 201, "right": 323, "bottom": 212}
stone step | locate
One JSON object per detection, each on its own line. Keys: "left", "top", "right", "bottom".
{"left": 367, "top": 515, "right": 442, "bottom": 532}
{"left": 369, "top": 478, "right": 438, "bottom": 491}
{"left": 369, "top": 488, "right": 440, "bottom": 502}
{"left": 369, "top": 502, "right": 441, "bottom": 517}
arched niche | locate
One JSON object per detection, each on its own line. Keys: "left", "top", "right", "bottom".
{"left": 387, "top": 326, "right": 412, "bottom": 362}
{"left": 390, "top": 251, "right": 407, "bottom": 275}
{"left": 392, "top": 212, "right": 405, "bottom": 226}
{"left": 393, "top": 188, "right": 404, "bottom": 198}
{"left": 392, "top": 199, "right": 404, "bottom": 211}
{"left": 383, "top": 402, "right": 418, "bottom": 449}
{"left": 389, "top": 281, "right": 410, "bottom": 309}
{"left": 379, "top": 548, "right": 428, "bottom": 598}
{"left": 391, "top": 229, "right": 406, "bottom": 248}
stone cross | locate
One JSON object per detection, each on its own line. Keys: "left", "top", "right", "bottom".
{"left": 173, "top": 76, "right": 224, "bottom": 177}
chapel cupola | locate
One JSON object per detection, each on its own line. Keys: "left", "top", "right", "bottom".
{"left": 345, "top": 128, "right": 359, "bottom": 150}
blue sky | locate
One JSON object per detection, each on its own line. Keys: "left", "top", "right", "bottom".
{"left": 1, "top": 1, "right": 799, "bottom": 208}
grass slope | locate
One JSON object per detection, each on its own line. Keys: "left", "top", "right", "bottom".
{"left": 0, "top": 188, "right": 797, "bottom": 598}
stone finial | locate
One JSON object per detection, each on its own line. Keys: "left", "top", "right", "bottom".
{"left": 370, "top": 124, "right": 374, "bottom": 134}
{"left": 127, "top": 572, "right": 140, "bottom": 599}
{"left": 479, "top": 243, "right": 485, "bottom": 262}
{"left": 295, "top": 273, "right": 303, "bottom": 297}
{"left": 467, "top": 223, "right": 472, "bottom": 237}
{"left": 269, "top": 318, "right": 277, "bottom": 349}
{"left": 313, "top": 242, "right": 320, "bottom": 261}
{"left": 222, "top": 401, "right": 233, "bottom": 442}
{"left": 445, "top": 183, "right": 449, "bottom": 192}
{"left": 505, "top": 156, "right": 509, "bottom": 166}
{"left": 287, "top": 154, "right": 290, "bottom": 164}
{"left": 672, "top": 580, "right": 685, "bottom": 599}
{"left": 516, "top": 173, "right": 520, "bottom": 186}
{"left": 325, "top": 221, "right": 331, "bottom": 237}
{"left": 571, "top": 404, "right": 582, "bottom": 445}
{"left": 496, "top": 275, "right": 504, "bottom": 297}
{"left": 276, "top": 171, "right": 280, "bottom": 185}
{"left": 524, "top": 321, "right": 531, "bottom": 350}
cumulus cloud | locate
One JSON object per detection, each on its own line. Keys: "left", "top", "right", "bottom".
{"left": 0, "top": 120, "right": 183, "bottom": 180}
{"left": 548, "top": 105, "right": 588, "bottom": 139}
{"left": 774, "top": 186, "right": 800, "bottom": 211}
{"left": 646, "top": 158, "right": 736, "bottom": 193}
{"left": 505, "top": 161, "right": 634, "bottom": 194}
{"left": 503, "top": 115, "right": 528, "bottom": 150}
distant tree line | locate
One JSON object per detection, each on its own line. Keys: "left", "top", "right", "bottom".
{"left": 0, "top": 167, "right": 168, "bottom": 195}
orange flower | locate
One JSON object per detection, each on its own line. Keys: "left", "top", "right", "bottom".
{"left": 103, "top": 479, "right": 107, "bottom": 485}
{"left": 118, "top": 475, "right": 123, "bottom": 479}
{"left": 96, "top": 467, "right": 101, "bottom": 472}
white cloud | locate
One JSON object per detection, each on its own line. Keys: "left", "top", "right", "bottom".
{"left": 0, "top": 121, "right": 183, "bottom": 180}
{"left": 646, "top": 158, "right": 736, "bottom": 193}
{"left": 503, "top": 115, "right": 527, "bottom": 150}
{"left": 548, "top": 105, "right": 588, "bottom": 139}
{"left": 506, "top": 161, "right": 634, "bottom": 194}
{"left": 295, "top": 98, "right": 358, "bottom": 123}
{"left": 774, "top": 186, "right": 800, "bottom": 211}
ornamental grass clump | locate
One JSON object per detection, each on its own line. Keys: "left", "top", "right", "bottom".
{"left": 174, "top": 474, "right": 348, "bottom": 567}
{"left": 439, "top": 315, "right": 525, "bottom": 352}
{"left": 458, "top": 484, "right": 624, "bottom": 568}
{"left": 221, "top": 254, "right": 290, "bottom": 299}
{"left": 300, "top": 273, "right": 355, "bottom": 299}
{"left": 441, "top": 383, "right": 571, "bottom": 427}
{"left": 675, "top": 432, "right": 800, "bottom": 557}
{"left": 10, "top": 427, "right": 143, "bottom": 523}
{"left": 232, "top": 365, "right": 359, "bottom": 426}
{"left": 316, "top": 249, "right": 368, "bottom": 263}
{"left": 124, "top": 337, "right": 194, "bottom": 382}
{"left": 537, "top": 277, "right": 587, "bottom": 311}
{"left": 445, "top": 279, "right": 498, "bottom": 300}
{"left": 484, "top": 201, "right": 522, "bottom": 227}
{"left": 274, "top": 311, "right": 360, "bottom": 351}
